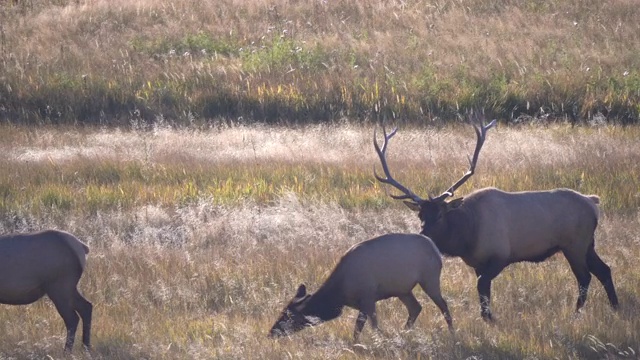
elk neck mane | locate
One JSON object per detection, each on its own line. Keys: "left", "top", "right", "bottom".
{"left": 423, "top": 196, "right": 480, "bottom": 259}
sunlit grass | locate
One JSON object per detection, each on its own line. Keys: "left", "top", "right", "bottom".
{"left": 1, "top": 123, "right": 639, "bottom": 216}
{"left": 0, "top": 123, "right": 638, "bottom": 359}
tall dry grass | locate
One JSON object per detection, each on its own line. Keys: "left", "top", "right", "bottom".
{"left": 0, "top": 123, "right": 638, "bottom": 359}
{"left": 1, "top": 0, "right": 639, "bottom": 124}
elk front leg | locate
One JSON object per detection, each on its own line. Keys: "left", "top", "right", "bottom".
{"left": 353, "top": 299, "right": 378, "bottom": 340}
{"left": 354, "top": 311, "right": 367, "bottom": 339}
{"left": 476, "top": 262, "right": 506, "bottom": 322}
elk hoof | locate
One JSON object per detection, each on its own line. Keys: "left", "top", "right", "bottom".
{"left": 481, "top": 312, "right": 494, "bottom": 323}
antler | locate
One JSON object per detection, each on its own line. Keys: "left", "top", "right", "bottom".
{"left": 431, "top": 117, "right": 496, "bottom": 202}
{"left": 373, "top": 125, "right": 425, "bottom": 204}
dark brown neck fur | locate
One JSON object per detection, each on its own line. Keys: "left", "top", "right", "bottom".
{"left": 301, "top": 280, "right": 344, "bottom": 322}
{"left": 422, "top": 207, "right": 476, "bottom": 259}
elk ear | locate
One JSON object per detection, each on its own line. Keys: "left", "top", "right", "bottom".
{"left": 403, "top": 201, "right": 421, "bottom": 212}
{"left": 295, "top": 284, "right": 307, "bottom": 298}
{"left": 447, "top": 197, "right": 464, "bottom": 209}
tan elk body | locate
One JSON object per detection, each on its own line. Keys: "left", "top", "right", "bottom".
{"left": 374, "top": 117, "right": 619, "bottom": 320}
{"left": 269, "top": 233, "right": 453, "bottom": 339}
{"left": 0, "top": 230, "right": 92, "bottom": 351}
{"left": 427, "top": 187, "right": 602, "bottom": 268}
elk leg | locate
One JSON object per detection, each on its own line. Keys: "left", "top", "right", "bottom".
{"left": 586, "top": 246, "right": 619, "bottom": 309}
{"left": 564, "top": 252, "right": 592, "bottom": 312}
{"left": 354, "top": 311, "right": 367, "bottom": 339}
{"left": 475, "top": 262, "right": 506, "bottom": 322}
{"left": 74, "top": 290, "right": 93, "bottom": 349}
{"left": 354, "top": 299, "right": 378, "bottom": 340}
{"left": 398, "top": 293, "right": 422, "bottom": 329}
{"left": 420, "top": 280, "right": 453, "bottom": 331}
{"left": 47, "top": 287, "right": 80, "bottom": 352}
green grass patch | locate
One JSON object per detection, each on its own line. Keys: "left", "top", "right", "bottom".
{"left": 1, "top": 153, "right": 637, "bottom": 217}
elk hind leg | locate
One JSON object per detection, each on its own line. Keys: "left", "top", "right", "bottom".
{"left": 74, "top": 289, "right": 93, "bottom": 349}
{"left": 420, "top": 279, "right": 453, "bottom": 330}
{"left": 586, "top": 245, "right": 619, "bottom": 309}
{"left": 398, "top": 293, "right": 422, "bottom": 329}
{"left": 47, "top": 285, "right": 81, "bottom": 351}
{"left": 564, "top": 252, "right": 592, "bottom": 312}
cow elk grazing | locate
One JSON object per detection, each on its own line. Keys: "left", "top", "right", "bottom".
{"left": 269, "top": 233, "right": 453, "bottom": 339}
{"left": 373, "top": 117, "right": 619, "bottom": 321}
{"left": 0, "top": 230, "right": 92, "bottom": 351}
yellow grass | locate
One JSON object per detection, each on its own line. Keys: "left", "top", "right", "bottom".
{"left": 0, "top": 123, "right": 638, "bottom": 359}
{"left": 0, "top": 125, "right": 640, "bottom": 359}
{"left": 1, "top": 0, "right": 639, "bottom": 124}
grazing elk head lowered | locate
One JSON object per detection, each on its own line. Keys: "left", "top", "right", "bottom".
{"left": 373, "top": 116, "right": 619, "bottom": 321}
{"left": 269, "top": 233, "right": 453, "bottom": 339}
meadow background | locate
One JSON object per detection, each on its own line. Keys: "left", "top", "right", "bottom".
{"left": 1, "top": 0, "right": 640, "bottom": 125}
{"left": 1, "top": 0, "right": 640, "bottom": 359}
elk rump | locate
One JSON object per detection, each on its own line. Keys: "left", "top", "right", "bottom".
{"left": 0, "top": 230, "right": 92, "bottom": 351}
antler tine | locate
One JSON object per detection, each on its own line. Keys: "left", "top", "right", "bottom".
{"left": 433, "top": 117, "right": 497, "bottom": 202}
{"left": 373, "top": 124, "right": 424, "bottom": 203}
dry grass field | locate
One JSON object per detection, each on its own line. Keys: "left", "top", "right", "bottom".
{"left": 0, "top": 122, "right": 638, "bottom": 359}
{"left": 2, "top": 1, "right": 639, "bottom": 358}
{"left": 1, "top": 0, "right": 639, "bottom": 124}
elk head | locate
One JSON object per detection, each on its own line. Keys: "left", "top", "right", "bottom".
{"left": 373, "top": 115, "right": 496, "bottom": 238}
{"left": 269, "top": 284, "right": 315, "bottom": 337}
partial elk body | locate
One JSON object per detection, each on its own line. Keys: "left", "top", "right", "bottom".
{"left": 373, "top": 116, "right": 619, "bottom": 321}
{"left": 269, "top": 233, "right": 453, "bottom": 339}
{"left": 0, "top": 230, "right": 92, "bottom": 351}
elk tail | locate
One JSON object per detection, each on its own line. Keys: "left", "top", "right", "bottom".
{"left": 57, "top": 231, "right": 90, "bottom": 270}
{"left": 587, "top": 195, "right": 601, "bottom": 221}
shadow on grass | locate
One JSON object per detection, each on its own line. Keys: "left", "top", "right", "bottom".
{"left": 615, "top": 288, "right": 640, "bottom": 320}
{"left": 570, "top": 289, "right": 640, "bottom": 359}
{"left": 85, "top": 342, "right": 158, "bottom": 360}
{"left": 345, "top": 328, "right": 551, "bottom": 360}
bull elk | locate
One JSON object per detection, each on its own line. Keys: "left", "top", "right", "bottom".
{"left": 373, "top": 117, "right": 619, "bottom": 321}
{"left": 0, "top": 230, "right": 92, "bottom": 351}
{"left": 269, "top": 233, "right": 453, "bottom": 339}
